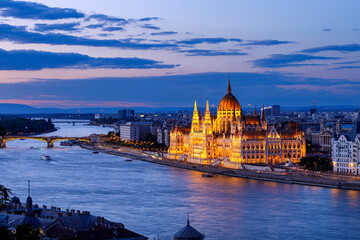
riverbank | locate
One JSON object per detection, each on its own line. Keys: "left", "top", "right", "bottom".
{"left": 79, "top": 143, "right": 360, "bottom": 191}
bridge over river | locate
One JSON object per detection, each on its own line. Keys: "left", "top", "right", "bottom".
{"left": 0, "top": 136, "right": 91, "bottom": 148}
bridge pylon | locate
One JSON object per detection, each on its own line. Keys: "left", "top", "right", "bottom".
{"left": 1, "top": 140, "right": 5, "bottom": 148}
{"left": 47, "top": 141, "right": 54, "bottom": 148}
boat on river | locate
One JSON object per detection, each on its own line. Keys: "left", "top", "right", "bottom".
{"left": 202, "top": 173, "right": 214, "bottom": 178}
{"left": 92, "top": 151, "right": 99, "bottom": 154}
{"left": 41, "top": 154, "right": 51, "bottom": 160}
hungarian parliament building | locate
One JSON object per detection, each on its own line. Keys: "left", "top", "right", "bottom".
{"left": 167, "top": 80, "right": 306, "bottom": 168}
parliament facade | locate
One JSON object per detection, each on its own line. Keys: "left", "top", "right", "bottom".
{"left": 168, "top": 80, "right": 306, "bottom": 168}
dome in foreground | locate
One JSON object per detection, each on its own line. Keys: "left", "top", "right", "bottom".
{"left": 218, "top": 79, "right": 240, "bottom": 111}
{"left": 173, "top": 218, "right": 204, "bottom": 240}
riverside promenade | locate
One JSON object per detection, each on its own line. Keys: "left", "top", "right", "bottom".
{"left": 79, "top": 143, "right": 360, "bottom": 191}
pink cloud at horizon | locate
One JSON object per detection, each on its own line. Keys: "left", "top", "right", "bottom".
{"left": 0, "top": 99, "right": 155, "bottom": 108}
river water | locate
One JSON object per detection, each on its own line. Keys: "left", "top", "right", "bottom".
{"left": 1, "top": 122, "right": 360, "bottom": 240}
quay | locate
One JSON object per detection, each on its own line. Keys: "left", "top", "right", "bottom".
{"left": 79, "top": 143, "right": 360, "bottom": 191}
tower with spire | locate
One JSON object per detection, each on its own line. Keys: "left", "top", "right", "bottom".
{"left": 168, "top": 76, "right": 306, "bottom": 167}
{"left": 19, "top": 180, "right": 40, "bottom": 229}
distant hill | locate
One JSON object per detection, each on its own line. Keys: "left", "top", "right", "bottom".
{"left": 0, "top": 103, "right": 359, "bottom": 115}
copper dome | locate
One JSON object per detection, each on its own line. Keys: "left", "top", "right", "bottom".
{"left": 218, "top": 79, "right": 240, "bottom": 111}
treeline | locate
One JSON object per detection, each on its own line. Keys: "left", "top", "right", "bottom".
{"left": 0, "top": 117, "right": 55, "bottom": 136}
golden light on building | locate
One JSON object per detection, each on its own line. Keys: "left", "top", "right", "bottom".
{"left": 168, "top": 78, "right": 306, "bottom": 168}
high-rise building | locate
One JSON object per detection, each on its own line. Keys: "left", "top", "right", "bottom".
{"left": 118, "top": 108, "right": 135, "bottom": 121}
{"left": 119, "top": 122, "right": 151, "bottom": 141}
{"left": 272, "top": 105, "right": 280, "bottom": 116}
{"left": 261, "top": 105, "right": 280, "bottom": 116}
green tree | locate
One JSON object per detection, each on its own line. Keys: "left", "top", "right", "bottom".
{"left": 0, "top": 184, "right": 12, "bottom": 209}
{"left": 14, "top": 224, "right": 40, "bottom": 240}
{"left": 300, "top": 156, "right": 333, "bottom": 171}
{"left": 0, "top": 226, "right": 13, "bottom": 240}
{"left": 0, "top": 126, "right": 5, "bottom": 136}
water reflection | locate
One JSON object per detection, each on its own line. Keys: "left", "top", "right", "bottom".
{"left": 1, "top": 123, "right": 360, "bottom": 239}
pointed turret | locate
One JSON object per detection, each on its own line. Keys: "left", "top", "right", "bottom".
{"left": 205, "top": 98, "right": 210, "bottom": 112}
{"left": 261, "top": 104, "right": 265, "bottom": 121}
{"left": 254, "top": 105, "right": 258, "bottom": 116}
{"left": 26, "top": 180, "right": 32, "bottom": 215}
{"left": 227, "top": 76, "right": 232, "bottom": 93}
{"left": 20, "top": 180, "right": 40, "bottom": 229}
{"left": 191, "top": 99, "right": 200, "bottom": 132}
{"left": 204, "top": 98, "right": 212, "bottom": 133}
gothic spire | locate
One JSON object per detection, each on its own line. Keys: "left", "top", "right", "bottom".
{"left": 206, "top": 98, "right": 210, "bottom": 112}
{"left": 254, "top": 105, "right": 258, "bottom": 116}
{"left": 227, "top": 76, "right": 231, "bottom": 93}
{"left": 261, "top": 104, "right": 265, "bottom": 121}
{"left": 193, "top": 98, "right": 198, "bottom": 113}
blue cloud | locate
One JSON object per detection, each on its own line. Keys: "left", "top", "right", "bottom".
{"left": 139, "top": 17, "right": 160, "bottom": 22}
{"left": 177, "top": 38, "right": 243, "bottom": 45}
{"left": 102, "top": 26, "right": 124, "bottom": 32}
{"left": 229, "top": 38, "right": 243, "bottom": 43}
{"left": 1, "top": 72, "right": 358, "bottom": 107}
{"left": 179, "top": 49, "right": 247, "bottom": 56}
{"left": 34, "top": 23, "right": 80, "bottom": 32}
{"left": 177, "top": 38, "right": 229, "bottom": 45}
{"left": 151, "top": 31, "right": 178, "bottom": 36}
{"left": 0, "top": 23, "right": 176, "bottom": 50}
{"left": 322, "top": 28, "right": 332, "bottom": 32}
{"left": 86, "top": 14, "right": 129, "bottom": 24}
{"left": 85, "top": 24, "right": 105, "bottom": 29}
{"left": 141, "top": 24, "right": 160, "bottom": 30}
{"left": 301, "top": 44, "right": 360, "bottom": 53}
{"left": 0, "top": 48, "right": 178, "bottom": 70}
{"left": 242, "top": 40, "right": 295, "bottom": 46}
{"left": 0, "top": 0, "right": 84, "bottom": 19}
{"left": 328, "top": 66, "right": 360, "bottom": 70}
{"left": 252, "top": 54, "right": 339, "bottom": 68}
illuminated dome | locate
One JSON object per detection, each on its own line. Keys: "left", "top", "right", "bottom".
{"left": 218, "top": 79, "right": 240, "bottom": 111}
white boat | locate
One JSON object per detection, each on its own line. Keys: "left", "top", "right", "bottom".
{"left": 41, "top": 154, "right": 51, "bottom": 160}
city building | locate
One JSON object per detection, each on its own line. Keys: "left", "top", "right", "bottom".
{"left": 332, "top": 134, "right": 360, "bottom": 175}
{"left": 120, "top": 122, "right": 151, "bottom": 141}
{"left": 0, "top": 182, "right": 147, "bottom": 240}
{"left": 157, "top": 123, "right": 171, "bottom": 147}
{"left": 262, "top": 105, "right": 280, "bottom": 116}
{"left": 310, "top": 101, "right": 317, "bottom": 115}
{"left": 168, "top": 80, "right": 306, "bottom": 168}
{"left": 118, "top": 108, "right": 135, "bottom": 121}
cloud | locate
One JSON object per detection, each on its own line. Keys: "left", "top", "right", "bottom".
{"left": 301, "top": 44, "right": 360, "bottom": 53}
{"left": 86, "top": 14, "right": 129, "bottom": 25}
{"left": 140, "top": 24, "right": 160, "bottom": 30}
{"left": 0, "top": 72, "right": 359, "bottom": 107}
{"left": 252, "top": 54, "right": 339, "bottom": 68}
{"left": 0, "top": 48, "right": 178, "bottom": 70}
{"left": 0, "top": 0, "right": 84, "bottom": 20}
{"left": 322, "top": 28, "right": 332, "bottom": 32}
{"left": 34, "top": 23, "right": 80, "bottom": 32}
{"left": 0, "top": 23, "right": 177, "bottom": 49}
{"left": 242, "top": 40, "right": 295, "bottom": 46}
{"left": 179, "top": 49, "right": 247, "bottom": 56}
{"left": 177, "top": 38, "right": 229, "bottom": 45}
{"left": 177, "top": 38, "right": 243, "bottom": 45}
{"left": 139, "top": 17, "right": 160, "bottom": 22}
{"left": 151, "top": 31, "right": 178, "bottom": 36}
{"left": 102, "top": 26, "right": 124, "bottom": 32}
{"left": 328, "top": 66, "right": 360, "bottom": 70}
{"left": 85, "top": 24, "right": 105, "bottom": 29}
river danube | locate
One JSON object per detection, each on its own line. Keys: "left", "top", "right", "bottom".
{"left": 1, "top": 122, "right": 360, "bottom": 239}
